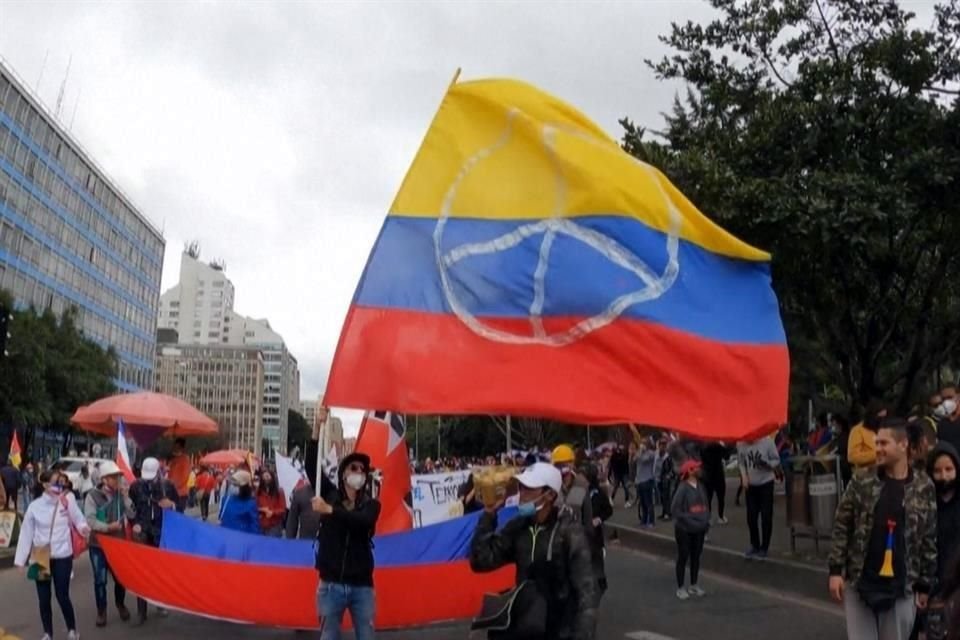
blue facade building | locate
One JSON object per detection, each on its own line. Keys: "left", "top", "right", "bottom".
{"left": 0, "top": 61, "right": 164, "bottom": 391}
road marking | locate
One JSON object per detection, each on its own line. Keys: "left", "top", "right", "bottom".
{"left": 626, "top": 632, "right": 680, "bottom": 640}
{"left": 615, "top": 546, "right": 844, "bottom": 619}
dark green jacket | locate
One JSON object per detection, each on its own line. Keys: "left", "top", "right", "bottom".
{"left": 470, "top": 509, "right": 597, "bottom": 640}
{"left": 828, "top": 468, "right": 938, "bottom": 593}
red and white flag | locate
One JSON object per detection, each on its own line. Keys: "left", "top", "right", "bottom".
{"left": 116, "top": 419, "right": 136, "bottom": 483}
{"left": 356, "top": 411, "right": 412, "bottom": 534}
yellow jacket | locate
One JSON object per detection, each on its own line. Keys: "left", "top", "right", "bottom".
{"left": 847, "top": 423, "right": 876, "bottom": 467}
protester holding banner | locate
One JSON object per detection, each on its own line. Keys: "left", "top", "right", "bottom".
{"left": 312, "top": 452, "right": 381, "bottom": 640}
{"left": 83, "top": 461, "right": 135, "bottom": 627}
{"left": 470, "top": 462, "right": 597, "bottom": 639}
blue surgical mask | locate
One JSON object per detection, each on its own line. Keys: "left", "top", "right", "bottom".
{"left": 518, "top": 494, "right": 545, "bottom": 517}
{"left": 518, "top": 501, "right": 537, "bottom": 517}
{"left": 48, "top": 484, "right": 64, "bottom": 495}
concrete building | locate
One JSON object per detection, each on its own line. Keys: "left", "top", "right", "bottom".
{"left": 0, "top": 61, "right": 164, "bottom": 391}
{"left": 299, "top": 400, "right": 317, "bottom": 432}
{"left": 313, "top": 405, "right": 344, "bottom": 462}
{"left": 158, "top": 251, "right": 299, "bottom": 455}
{"left": 154, "top": 342, "right": 265, "bottom": 454}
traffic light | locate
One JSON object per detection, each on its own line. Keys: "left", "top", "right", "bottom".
{"left": 0, "top": 303, "right": 11, "bottom": 357}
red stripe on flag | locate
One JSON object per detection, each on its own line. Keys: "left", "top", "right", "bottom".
{"left": 99, "top": 536, "right": 514, "bottom": 629}
{"left": 327, "top": 306, "right": 789, "bottom": 440}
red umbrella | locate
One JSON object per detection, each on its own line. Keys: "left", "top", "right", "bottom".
{"left": 200, "top": 449, "right": 259, "bottom": 470}
{"left": 71, "top": 391, "right": 218, "bottom": 439}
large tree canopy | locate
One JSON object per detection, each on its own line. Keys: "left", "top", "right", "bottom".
{"left": 0, "top": 289, "right": 117, "bottom": 459}
{"left": 623, "top": 0, "right": 960, "bottom": 415}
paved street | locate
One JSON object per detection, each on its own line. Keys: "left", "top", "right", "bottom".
{"left": 0, "top": 543, "right": 844, "bottom": 639}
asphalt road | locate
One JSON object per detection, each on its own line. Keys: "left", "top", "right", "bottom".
{"left": 0, "top": 543, "right": 845, "bottom": 639}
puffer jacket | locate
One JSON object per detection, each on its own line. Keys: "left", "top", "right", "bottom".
{"left": 828, "top": 468, "right": 938, "bottom": 593}
{"left": 470, "top": 508, "right": 597, "bottom": 640}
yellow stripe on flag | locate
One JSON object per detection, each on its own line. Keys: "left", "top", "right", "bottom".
{"left": 389, "top": 78, "right": 769, "bottom": 262}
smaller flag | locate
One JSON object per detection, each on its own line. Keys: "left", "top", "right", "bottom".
{"left": 116, "top": 419, "right": 136, "bottom": 483}
{"left": 8, "top": 431, "right": 22, "bottom": 468}
{"left": 879, "top": 519, "right": 896, "bottom": 578}
{"left": 275, "top": 453, "right": 308, "bottom": 509}
{"left": 322, "top": 445, "right": 339, "bottom": 488}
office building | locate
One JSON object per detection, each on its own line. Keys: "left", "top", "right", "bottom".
{"left": 0, "top": 61, "right": 164, "bottom": 391}
{"left": 299, "top": 400, "right": 317, "bottom": 432}
{"left": 158, "top": 251, "right": 300, "bottom": 455}
{"left": 154, "top": 342, "right": 265, "bottom": 454}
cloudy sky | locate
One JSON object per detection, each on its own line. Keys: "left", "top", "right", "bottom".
{"left": 0, "top": 1, "right": 936, "bottom": 433}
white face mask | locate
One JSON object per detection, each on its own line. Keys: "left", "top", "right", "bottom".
{"left": 935, "top": 404, "right": 949, "bottom": 419}
{"left": 943, "top": 400, "right": 957, "bottom": 417}
{"left": 345, "top": 473, "right": 366, "bottom": 491}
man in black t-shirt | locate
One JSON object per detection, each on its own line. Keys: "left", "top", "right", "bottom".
{"left": 829, "top": 419, "right": 938, "bottom": 640}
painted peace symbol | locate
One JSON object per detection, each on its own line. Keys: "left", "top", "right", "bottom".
{"left": 433, "top": 108, "right": 681, "bottom": 346}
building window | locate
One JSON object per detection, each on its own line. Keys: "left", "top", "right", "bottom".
{"left": 169, "top": 311, "right": 179, "bottom": 318}
{"left": 170, "top": 301, "right": 179, "bottom": 308}
{"left": 208, "top": 331, "right": 219, "bottom": 338}
{"left": 193, "top": 331, "right": 201, "bottom": 338}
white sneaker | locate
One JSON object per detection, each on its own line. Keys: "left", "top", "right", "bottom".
{"left": 624, "top": 501, "right": 633, "bottom": 508}
{"left": 688, "top": 585, "right": 706, "bottom": 597}
{"left": 676, "top": 588, "right": 690, "bottom": 600}
{"left": 67, "top": 631, "right": 80, "bottom": 640}
{"left": 41, "top": 635, "right": 52, "bottom": 640}
{"left": 718, "top": 517, "right": 729, "bottom": 525}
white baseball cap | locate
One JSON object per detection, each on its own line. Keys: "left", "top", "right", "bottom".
{"left": 140, "top": 457, "right": 161, "bottom": 481}
{"left": 97, "top": 461, "right": 123, "bottom": 478}
{"left": 515, "top": 462, "right": 562, "bottom": 495}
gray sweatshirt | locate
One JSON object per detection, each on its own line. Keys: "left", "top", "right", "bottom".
{"left": 671, "top": 481, "right": 710, "bottom": 534}
{"left": 737, "top": 437, "right": 781, "bottom": 486}
{"left": 634, "top": 450, "right": 656, "bottom": 484}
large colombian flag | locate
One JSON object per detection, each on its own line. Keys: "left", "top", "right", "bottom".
{"left": 325, "top": 76, "right": 789, "bottom": 440}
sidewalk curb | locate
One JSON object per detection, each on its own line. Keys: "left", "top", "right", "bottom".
{"left": 608, "top": 522, "right": 829, "bottom": 602}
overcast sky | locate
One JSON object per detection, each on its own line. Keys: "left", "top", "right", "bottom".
{"left": 0, "top": 1, "right": 937, "bottom": 434}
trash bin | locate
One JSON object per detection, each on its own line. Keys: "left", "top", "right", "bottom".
{"left": 787, "top": 470, "right": 810, "bottom": 527}
{"left": 809, "top": 474, "right": 838, "bottom": 533}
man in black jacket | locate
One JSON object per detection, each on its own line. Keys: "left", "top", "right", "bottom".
{"left": 470, "top": 462, "right": 597, "bottom": 640}
{"left": 311, "top": 452, "right": 381, "bottom": 640}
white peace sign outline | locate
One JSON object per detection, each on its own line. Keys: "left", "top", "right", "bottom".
{"left": 432, "top": 107, "right": 681, "bottom": 347}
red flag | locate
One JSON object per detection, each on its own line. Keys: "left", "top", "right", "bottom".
{"left": 356, "top": 411, "right": 412, "bottom": 534}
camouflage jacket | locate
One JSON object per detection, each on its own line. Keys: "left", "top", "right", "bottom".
{"left": 828, "top": 468, "right": 938, "bottom": 593}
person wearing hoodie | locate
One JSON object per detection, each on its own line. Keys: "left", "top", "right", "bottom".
{"left": 311, "top": 452, "right": 381, "bottom": 640}
{"left": 219, "top": 470, "right": 260, "bottom": 534}
{"left": 922, "top": 443, "right": 960, "bottom": 640}
{"left": 672, "top": 459, "right": 711, "bottom": 601}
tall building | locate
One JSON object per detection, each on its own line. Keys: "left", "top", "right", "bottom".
{"left": 158, "top": 251, "right": 299, "bottom": 455}
{"left": 299, "top": 400, "right": 317, "bottom": 431}
{"left": 0, "top": 61, "right": 164, "bottom": 391}
{"left": 154, "top": 342, "right": 265, "bottom": 454}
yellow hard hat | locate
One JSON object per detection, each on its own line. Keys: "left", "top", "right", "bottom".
{"left": 551, "top": 444, "right": 576, "bottom": 465}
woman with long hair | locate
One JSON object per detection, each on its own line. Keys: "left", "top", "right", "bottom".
{"left": 256, "top": 470, "right": 286, "bottom": 537}
{"left": 14, "top": 469, "right": 91, "bottom": 640}
{"left": 220, "top": 470, "right": 260, "bottom": 534}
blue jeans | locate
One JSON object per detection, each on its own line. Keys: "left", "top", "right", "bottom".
{"left": 636, "top": 480, "right": 655, "bottom": 525}
{"left": 90, "top": 545, "right": 126, "bottom": 612}
{"left": 36, "top": 556, "right": 76, "bottom": 635}
{"left": 317, "top": 582, "right": 375, "bottom": 640}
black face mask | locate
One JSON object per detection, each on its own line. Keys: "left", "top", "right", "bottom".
{"left": 935, "top": 479, "right": 957, "bottom": 496}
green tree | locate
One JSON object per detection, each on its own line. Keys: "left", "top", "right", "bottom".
{"left": 622, "top": 0, "right": 960, "bottom": 415}
{"left": 287, "top": 409, "right": 311, "bottom": 453}
{"left": 0, "top": 290, "right": 117, "bottom": 459}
